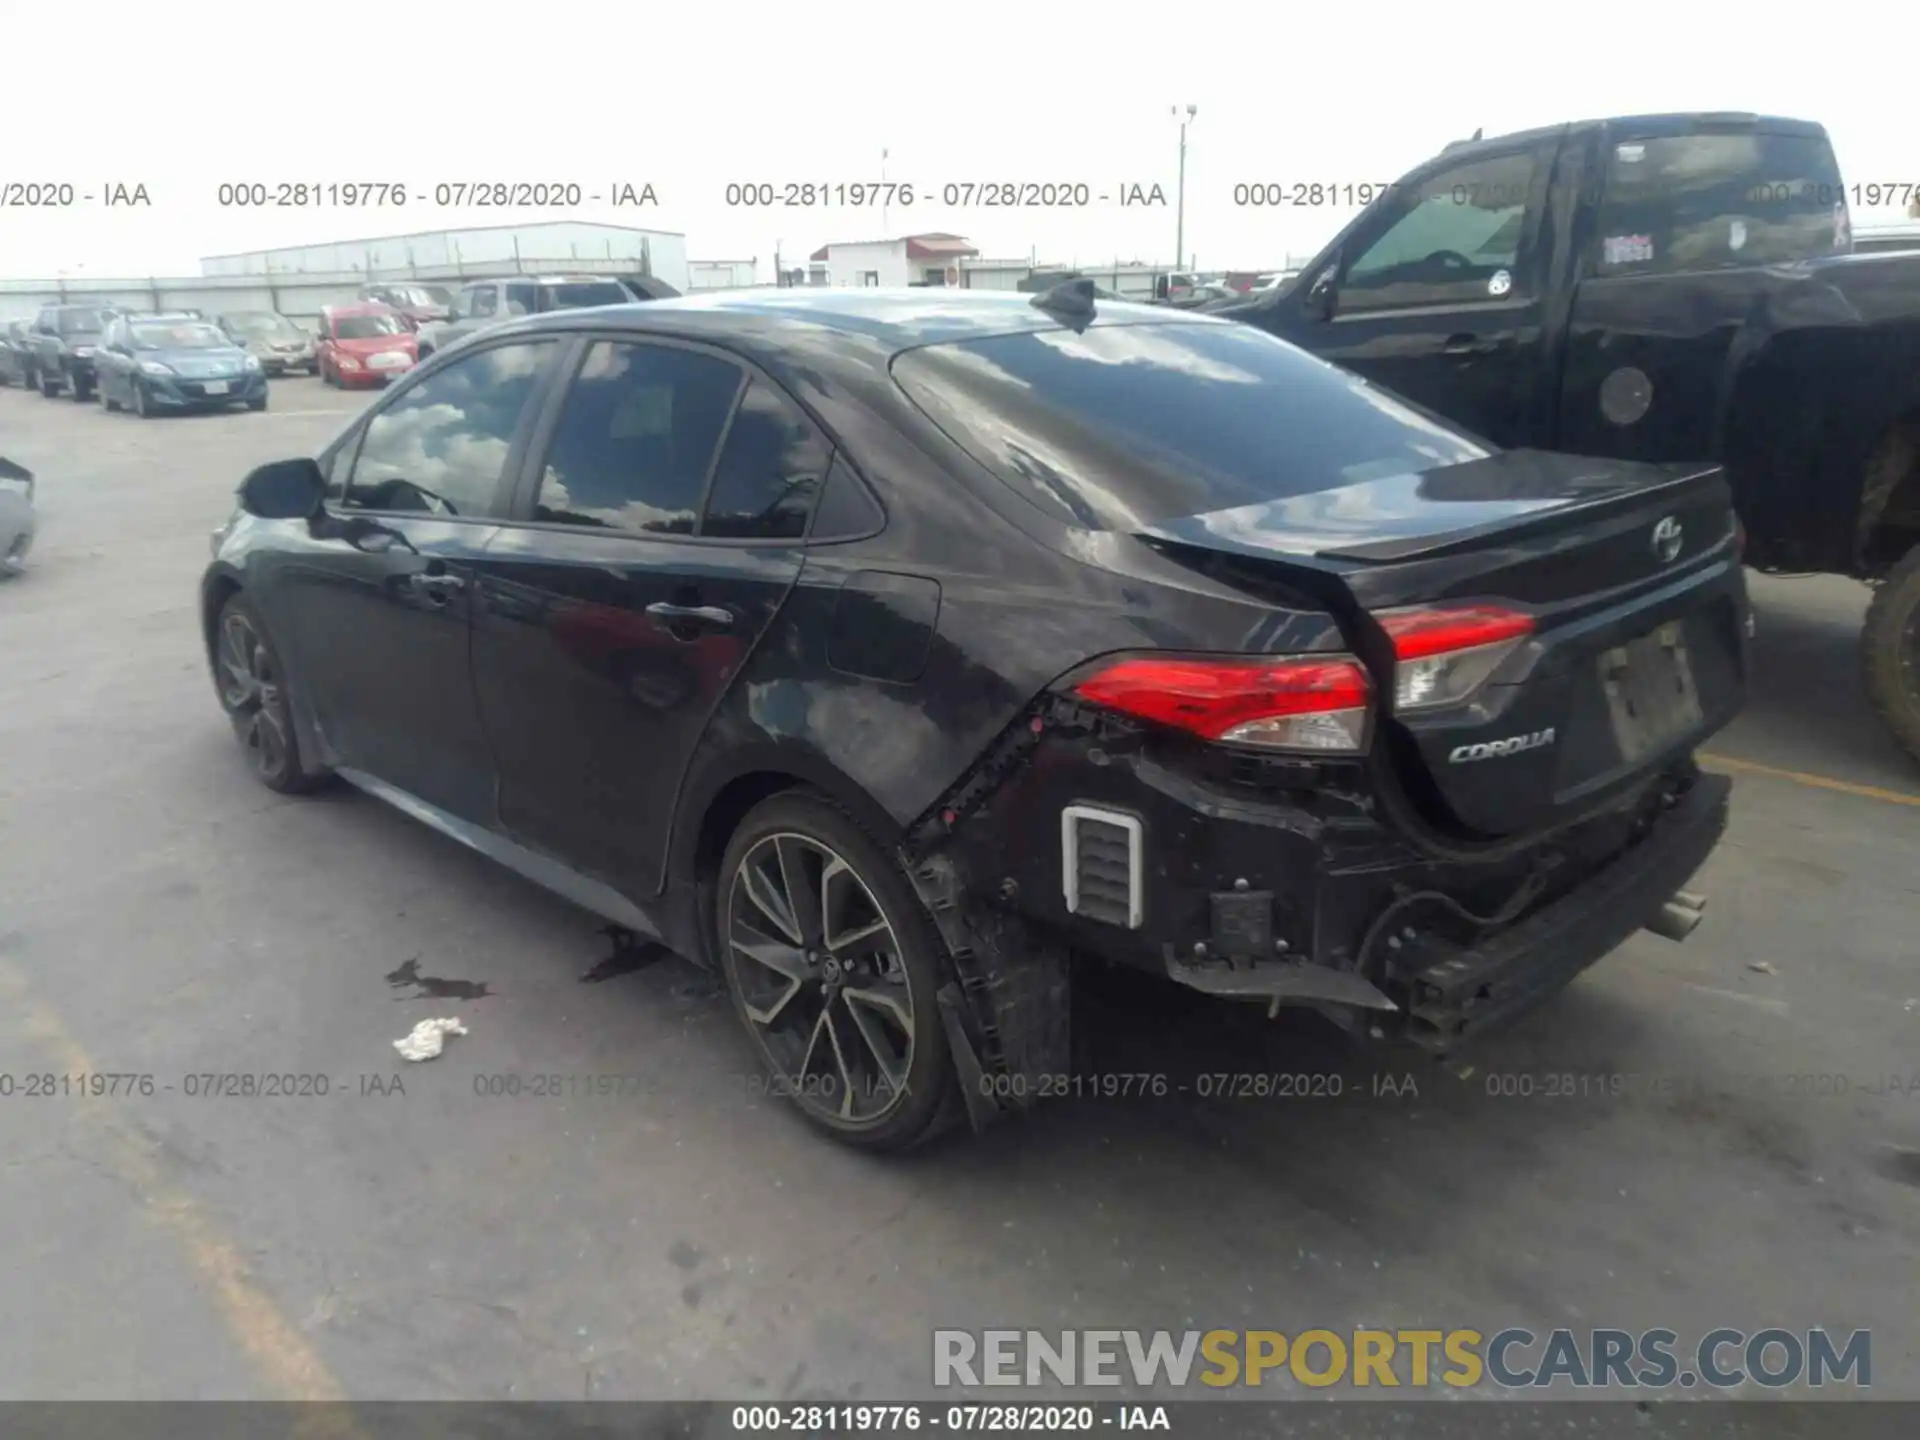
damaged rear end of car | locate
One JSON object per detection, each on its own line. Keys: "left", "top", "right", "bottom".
{"left": 892, "top": 314, "right": 1748, "bottom": 1072}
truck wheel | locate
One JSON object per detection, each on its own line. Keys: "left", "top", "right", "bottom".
{"left": 39, "top": 371, "right": 60, "bottom": 398}
{"left": 1862, "top": 546, "right": 1920, "bottom": 765}
{"left": 716, "top": 789, "right": 961, "bottom": 1151}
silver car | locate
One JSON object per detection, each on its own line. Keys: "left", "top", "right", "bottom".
{"left": 218, "top": 311, "right": 318, "bottom": 375}
{"left": 0, "top": 456, "right": 35, "bottom": 577}
{"left": 415, "top": 274, "right": 636, "bottom": 357}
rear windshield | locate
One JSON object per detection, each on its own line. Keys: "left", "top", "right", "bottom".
{"left": 1596, "top": 132, "right": 1849, "bottom": 274}
{"left": 542, "top": 282, "right": 631, "bottom": 310}
{"left": 891, "top": 321, "right": 1490, "bottom": 531}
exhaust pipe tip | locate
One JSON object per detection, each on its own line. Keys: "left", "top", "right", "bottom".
{"left": 1644, "top": 894, "right": 1706, "bottom": 943}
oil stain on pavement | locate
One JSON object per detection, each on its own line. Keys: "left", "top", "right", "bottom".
{"left": 384, "top": 956, "right": 493, "bottom": 1001}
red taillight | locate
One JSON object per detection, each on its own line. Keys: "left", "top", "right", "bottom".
{"left": 1071, "top": 655, "right": 1372, "bottom": 753}
{"left": 1377, "top": 604, "right": 1535, "bottom": 660}
{"left": 1373, "top": 603, "right": 1535, "bottom": 714}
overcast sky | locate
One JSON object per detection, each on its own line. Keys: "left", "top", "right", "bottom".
{"left": 2, "top": 1, "right": 1912, "bottom": 281}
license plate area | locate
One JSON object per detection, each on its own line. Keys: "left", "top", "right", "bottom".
{"left": 202, "top": 380, "right": 229, "bottom": 395}
{"left": 1599, "top": 620, "right": 1704, "bottom": 762}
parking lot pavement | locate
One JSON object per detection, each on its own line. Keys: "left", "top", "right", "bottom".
{"left": 1, "top": 378, "right": 1916, "bottom": 1403}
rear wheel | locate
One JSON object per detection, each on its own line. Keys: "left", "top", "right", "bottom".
{"left": 213, "top": 594, "right": 328, "bottom": 794}
{"left": 39, "top": 370, "right": 59, "bottom": 398}
{"left": 1862, "top": 545, "right": 1920, "bottom": 765}
{"left": 716, "top": 790, "right": 959, "bottom": 1151}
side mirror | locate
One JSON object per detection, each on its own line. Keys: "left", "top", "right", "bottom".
{"left": 238, "top": 458, "right": 325, "bottom": 520}
{"left": 1307, "top": 261, "right": 1340, "bottom": 320}
{"left": 0, "top": 456, "right": 33, "bottom": 484}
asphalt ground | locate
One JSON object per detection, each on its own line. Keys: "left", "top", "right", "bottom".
{"left": 0, "top": 375, "right": 1914, "bottom": 1407}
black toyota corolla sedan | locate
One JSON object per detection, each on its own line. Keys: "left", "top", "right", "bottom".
{"left": 201, "top": 285, "right": 1748, "bottom": 1150}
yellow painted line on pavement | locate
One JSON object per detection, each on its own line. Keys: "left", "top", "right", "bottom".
{"left": 0, "top": 959, "right": 354, "bottom": 1411}
{"left": 1700, "top": 751, "right": 1920, "bottom": 809}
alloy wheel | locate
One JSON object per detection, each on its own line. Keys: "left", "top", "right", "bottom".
{"left": 218, "top": 611, "right": 291, "bottom": 780}
{"left": 726, "top": 832, "right": 916, "bottom": 1125}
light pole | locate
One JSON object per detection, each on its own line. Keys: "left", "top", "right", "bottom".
{"left": 1174, "top": 104, "right": 1196, "bottom": 273}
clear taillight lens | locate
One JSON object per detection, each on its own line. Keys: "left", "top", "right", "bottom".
{"left": 1375, "top": 604, "right": 1535, "bottom": 714}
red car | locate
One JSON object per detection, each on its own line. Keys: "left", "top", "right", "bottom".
{"left": 316, "top": 304, "right": 419, "bottom": 389}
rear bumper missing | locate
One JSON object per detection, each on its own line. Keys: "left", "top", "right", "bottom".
{"left": 1158, "top": 771, "right": 1731, "bottom": 1049}
{"left": 1392, "top": 771, "right": 1728, "bottom": 1050}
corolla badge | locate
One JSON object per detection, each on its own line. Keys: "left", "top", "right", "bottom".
{"left": 1449, "top": 728, "right": 1555, "bottom": 763}
{"left": 1651, "top": 515, "right": 1684, "bottom": 564}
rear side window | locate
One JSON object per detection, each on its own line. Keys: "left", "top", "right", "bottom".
{"left": 542, "top": 282, "right": 632, "bottom": 310}
{"left": 1595, "top": 132, "right": 1849, "bottom": 275}
{"left": 531, "top": 341, "right": 743, "bottom": 534}
{"left": 700, "top": 380, "right": 831, "bottom": 539}
{"left": 892, "top": 322, "right": 1490, "bottom": 531}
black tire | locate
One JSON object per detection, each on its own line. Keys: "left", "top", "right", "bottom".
{"left": 39, "top": 371, "right": 59, "bottom": 398}
{"left": 71, "top": 376, "right": 91, "bottom": 402}
{"left": 716, "top": 789, "right": 960, "bottom": 1151}
{"left": 132, "top": 380, "right": 150, "bottom": 418}
{"left": 212, "top": 593, "right": 329, "bottom": 794}
{"left": 248, "top": 394, "right": 268, "bottom": 412}
{"left": 1862, "top": 545, "right": 1920, "bottom": 765}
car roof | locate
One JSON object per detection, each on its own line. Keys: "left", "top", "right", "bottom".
{"left": 473, "top": 287, "right": 1203, "bottom": 355}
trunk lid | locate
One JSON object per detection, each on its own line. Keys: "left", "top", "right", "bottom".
{"left": 1138, "top": 449, "right": 1748, "bottom": 838}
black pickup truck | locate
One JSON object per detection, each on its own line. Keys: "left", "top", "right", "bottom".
{"left": 1219, "top": 113, "right": 1920, "bottom": 761}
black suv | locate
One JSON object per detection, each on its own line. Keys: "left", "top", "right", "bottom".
{"left": 201, "top": 288, "right": 1748, "bottom": 1151}
{"left": 29, "top": 304, "right": 114, "bottom": 400}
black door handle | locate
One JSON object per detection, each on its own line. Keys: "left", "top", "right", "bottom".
{"left": 646, "top": 601, "right": 735, "bottom": 632}
{"left": 1443, "top": 334, "right": 1500, "bottom": 356}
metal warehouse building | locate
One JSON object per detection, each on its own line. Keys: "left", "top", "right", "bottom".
{"left": 199, "top": 221, "right": 690, "bottom": 293}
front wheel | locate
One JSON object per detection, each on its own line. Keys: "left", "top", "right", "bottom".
{"left": 132, "top": 380, "right": 150, "bottom": 418}
{"left": 39, "top": 371, "right": 59, "bottom": 398}
{"left": 212, "top": 594, "right": 329, "bottom": 793}
{"left": 1862, "top": 546, "right": 1920, "bottom": 765}
{"left": 717, "top": 791, "right": 960, "bottom": 1151}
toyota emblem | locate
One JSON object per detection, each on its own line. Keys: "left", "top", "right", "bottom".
{"left": 1651, "top": 516, "right": 1684, "bottom": 564}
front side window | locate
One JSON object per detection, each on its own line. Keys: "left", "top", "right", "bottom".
{"left": 341, "top": 341, "right": 553, "bottom": 517}
{"left": 701, "top": 380, "right": 831, "bottom": 539}
{"left": 469, "top": 288, "right": 498, "bottom": 318}
{"left": 1341, "top": 151, "right": 1537, "bottom": 310}
{"left": 531, "top": 341, "right": 743, "bottom": 535}
{"left": 505, "top": 283, "right": 538, "bottom": 316}
{"left": 1594, "top": 132, "right": 1849, "bottom": 276}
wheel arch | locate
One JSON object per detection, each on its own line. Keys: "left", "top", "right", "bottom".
{"left": 674, "top": 744, "right": 907, "bottom": 895}
{"left": 200, "top": 567, "right": 244, "bottom": 670}
{"left": 1860, "top": 406, "right": 1920, "bottom": 574}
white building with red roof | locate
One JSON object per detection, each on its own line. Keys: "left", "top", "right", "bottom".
{"left": 806, "top": 233, "right": 979, "bottom": 288}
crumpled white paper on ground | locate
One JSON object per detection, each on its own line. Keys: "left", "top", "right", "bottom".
{"left": 394, "top": 1017, "right": 469, "bottom": 1062}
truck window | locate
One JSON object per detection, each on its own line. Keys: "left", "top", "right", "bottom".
{"left": 1594, "top": 133, "right": 1849, "bottom": 276}
{"left": 1339, "top": 151, "right": 1537, "bottom": 311}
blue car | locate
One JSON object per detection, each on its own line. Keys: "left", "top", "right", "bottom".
{"left": 96, "top": 313, "right": 268, "bottom": 417}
